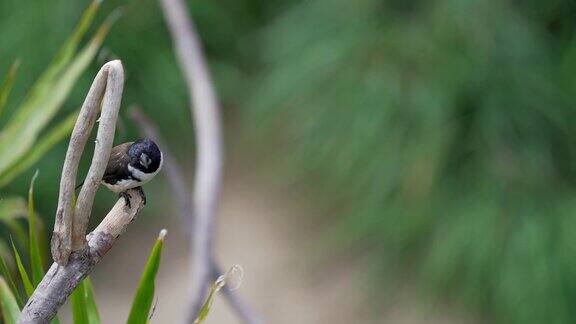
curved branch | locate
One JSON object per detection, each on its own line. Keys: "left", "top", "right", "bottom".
{"left": 157, "top": 0, "right": 224, "bottom": 321}
{"left": 20, "top": 60, "right": 146, "bottom": 323}
{"left": 51, "top": 60, "right": 124, "bottom": 265}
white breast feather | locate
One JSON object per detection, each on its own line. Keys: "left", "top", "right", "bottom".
{"left": 103, "top": 153, "right": 163, "bottom": 193}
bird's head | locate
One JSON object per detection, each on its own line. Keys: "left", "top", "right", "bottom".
{"left": 128, "top": 138, "right": 163, "bottom": 174}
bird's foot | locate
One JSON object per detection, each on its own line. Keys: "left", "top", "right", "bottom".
{"left": 119, "top": 191, "right": 132, "bottom": 208}
{"left": 136, "top": 186, "right": 147, "bottom": 205}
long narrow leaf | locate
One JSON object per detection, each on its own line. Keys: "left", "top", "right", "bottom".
{"left": 0, "top": 112, "right": 78, "bottom": 188}
{"left": 71, "top": 280, "right": 89, "bottom": 324}
{"left": 27, "top": 171, "right": 43, "bottom": 285}
{"left": 0, "top": 246, "right": 22, "bottom": 307}
{"left": 0, "top": 277, "right": 20, "bottom": 324}
{"left": 0, "top": 0, "right": 100, "bottom": 129}
{"left": 71, "top": 277, "right": 100, "bottom": 324}
{"left": 25, "top": 178, "right": 58, "bottom": 323}
{"left": 11, "top": 241, "right": 33, "bottom": 297}
{"left": 38, "top": 0, "right": 100, "bottom": 86}
{"left": 0, "top": 197, "right": 26, "bottom": 219}
{"left": 0, "top": 60, "right": 20, "bottom": 118}
{"left": 126, "top": 230, "right": 167, "bottom": 324}
{"left": 0, "top": 6, "right": 115, "bottom": 177}
{"left": 0, "top": 197, "right": 28, "bottom": 247}
{"left": 84, "top": 277, "right": 101, "bottom": 324}
{"left": 36, "top": 217, "right": 49, "bottom": 272}
{"left": 194, "top": 265, "right": 244, "bottom": 324}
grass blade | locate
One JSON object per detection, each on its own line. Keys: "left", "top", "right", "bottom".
{"left": 71, "top": 277, "right": 100, "bottom": 324}
{"left": 0, "top": 197, "right": 26, "bottom": 218}
{"left": 27, "top": 171, "right": 43, "bottom": 285}
{"left": 0, "top": 245, "right": 22, "bottom": 307}
{"left": 71, "top": 279, "right": 89, "bottom": 324}
{"left": 0, "top": 60, "right": 20, "bottom": 118}
{"left": 0, "top": 5, "right": 115, "bottom": 178}
{"left": 1, "top": 0, "right": 99, "bottom": 127}
{"left": 0, "top": 277, "right": 20, "bottom": 324}
{"left": 126, "top": 230, "right": 167, "bottom": 324}
{"left": 84, "top": 277, "right": 101, "bottom": 324}
{"left": 11, "top": 240, "right": 33, "bottom": 297}
{"left": 39, "top": 0, "right": 100, "bottom": 86}
{"left": 0, "top": 112, "right": 77, "bottom": 188}
{"left": 0, "top": 197, "right": 28, "bottom": 247}
{"left": 194, "top": 265, "right": 244, "bottom": 324}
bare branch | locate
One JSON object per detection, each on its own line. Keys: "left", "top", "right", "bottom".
{"left": 19, "top": 60, "right": 149, "bottom": 322}
{"left": 51, "top": 60, "right": 124, "bottom": 265}
{"left": 72, "top": 60, "right": 124, "bottom": 251}
{"left": 130, "top": 107, "right": 263, "bottom": 324}
{"left": 19, "top": 188, "right": 145, "bottom": 324}
{"left": 157, "top": 0, "right": 224, "bottom": 321}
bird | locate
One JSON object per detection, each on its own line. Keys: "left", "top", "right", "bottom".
{"left": 101, "top": 138, "right": 163, "bottom": 207}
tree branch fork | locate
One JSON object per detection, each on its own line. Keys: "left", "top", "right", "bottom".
{"left": 18, "top": 60, "right": 146, "bottom": 324}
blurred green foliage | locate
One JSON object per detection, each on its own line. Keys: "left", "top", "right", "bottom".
{"left": 246, "top": 0, "right": 576, "bottom": 323}
{"left": 0, "top": 277, "right": 20, "bottom": 324}
{"left": 2, "top": 0, "right": 576, "bottom": 323}
{"left": 0, "top": 0, "right": 286, "bottom": 217}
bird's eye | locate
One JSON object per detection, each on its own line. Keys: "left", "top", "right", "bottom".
{"left": 140, "top": 153, "right": 151, "bottom": 168}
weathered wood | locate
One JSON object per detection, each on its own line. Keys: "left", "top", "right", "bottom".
{"left": 51, "top": 60, "right": 124, "bottom": 265}
{"left": 18, "top": 189, "right": 143, "bottom": 324}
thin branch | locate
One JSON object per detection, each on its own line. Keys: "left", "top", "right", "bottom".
{"left": 72, "top": 60, "right": 124, "bottom": 252}
{"left": 18, "top": 190, "right": 145, "bottom": 324}
{"left": 51, "top": 60, "right": 124, "bottom": 265}
{"left": 157, "top": 0, "right": 224, "bottom": 321}
{"left": 130, "top": 107, "right": 263, "bottom": 324}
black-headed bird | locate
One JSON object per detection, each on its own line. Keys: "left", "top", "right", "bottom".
{"left": 101, "top": 138, "right": 163, "bottom": 206}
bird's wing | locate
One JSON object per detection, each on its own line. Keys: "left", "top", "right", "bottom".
{"left": 102, "top": 142, "right": 133, "bottom": 184}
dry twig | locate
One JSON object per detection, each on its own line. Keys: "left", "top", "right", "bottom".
{"left": 51, "top": 60, "right": 125, "bottom": 264}
{"left": 130, "top": 108, "right": 263, "bottom": 324}
{"left": 18, "top": 60, "right": 146, "bottom": 323}
{"left": 157, "top": 0, "right": 225, "bottom": 321}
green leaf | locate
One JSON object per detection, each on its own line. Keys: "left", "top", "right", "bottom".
{"left": 0, "top": 197, "right": 28, "bottom": 247}
{"left": 71, "top": 277, "right": 100, "bottom": 324}
{"left": 1, "top": 0, "right": 100, "bottom": 128}
{"left": 84, "top": 277, "right": 101, "bottom": 324}
{"left": 36, "top": 217, "right": 49, "bottom": 273}
{"left": 0, "top": 1, "right": 114, "bottom": 179}
{"left": 71, "top": 280, "right": 89, "bottom": 324}
{"left": 194, "top": 265, "right": 244, "bottom": 324}
{"left": 0, "top": 277, "right": 20, "bottom": 324}
{"left": 0, "top": 197, "right": 26, "bottom": 219}
{"left": 39, "top": 0, "right": 100, "bottom": 86}
{"left": 11, "top": 240, "right": 33, "bottom": 297}
{"left": 0, "top": 60, "right": 20, "bottom": 118}
{"left": 193, "top": 282, "right": 220, "bottom": 324}
{"left": 126, "top": 230, "right": 167, "bottom": 324}
{"left": 0, "top": 244, "right": 22, "bottom": 307}
{"left": 25, "top": 173, "right": 62, "bottom": 324}
{"left": 0, "top": 112, "right": 78, "bottom": 188}
{"left": 27, "top": 171, "right": 44, "bottom": 285}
